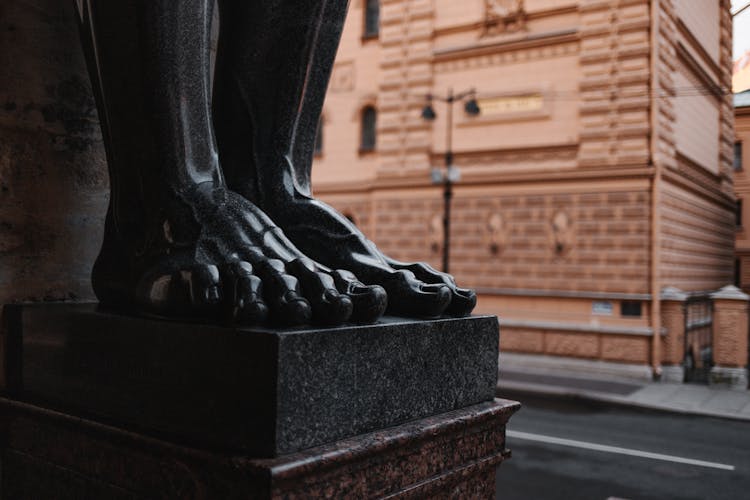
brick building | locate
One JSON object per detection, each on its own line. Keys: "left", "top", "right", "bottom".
{"left": 312, "top": 0, "right": 738, "bottom": 380}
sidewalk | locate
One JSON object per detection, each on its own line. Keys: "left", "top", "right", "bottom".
{"left": 497, "top": 353, "right": 750, "bottom": 422}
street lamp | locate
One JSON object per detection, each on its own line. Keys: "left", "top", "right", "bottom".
{"left": 421, "top": 88, "right": 481, "bottom": 273}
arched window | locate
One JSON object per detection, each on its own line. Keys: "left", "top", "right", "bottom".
{"left": 360, "top": 106, "right": 376, "bottom": 152}
{"left": 314, "top": 117, "right": 323, "bottom": 156}
{"left": 364, "top": 0, "right": 379, "bottom": 38}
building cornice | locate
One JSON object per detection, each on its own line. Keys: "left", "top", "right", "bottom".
{"left": 314, "top": 164, "right": 654, "bottom": 195}
{"left": 432, "top": 4, "right": 579, "bottom": 38}
{"left": 433, "top": 29, "right": 578, "bottom": 63}
{"left": 674, "top": 18, "right": 723, "bottom": 87}
{"left": 498, "top": 318, "right": 656, "bottom": 337}
{"left": 431, "top": 143, "right": 579, "bottom": 165}
{"left": 663, "top": 153, "right": 736, "bottom": 209}
{"left": 476, "top": 287, "right": 651, "bottom": 301}
{"left": 675, "top": 42, "right": 722, "bottom": 97}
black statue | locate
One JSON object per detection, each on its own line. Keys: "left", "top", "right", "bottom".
{"left": 75, "top": 0, "right": 476, "bottom": 326}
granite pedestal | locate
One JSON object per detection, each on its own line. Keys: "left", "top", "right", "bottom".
{"left": 1, "top": 303, "right": 518, "bottom": 498}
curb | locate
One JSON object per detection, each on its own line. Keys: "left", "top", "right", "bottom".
{"left": 497, "top": 380, "right": 750, "bottom": 423}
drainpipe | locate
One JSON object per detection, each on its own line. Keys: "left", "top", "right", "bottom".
{"left": 649, "top": 0, "right": 663, "bottom": 379}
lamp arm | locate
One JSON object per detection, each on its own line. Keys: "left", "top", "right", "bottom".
{"left": 454, "top": 89, "right": 477, "bottom": 101}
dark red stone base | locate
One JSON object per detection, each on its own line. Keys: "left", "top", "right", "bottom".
{"left": 0, "top": 397, "right": 518, "bottom": 499}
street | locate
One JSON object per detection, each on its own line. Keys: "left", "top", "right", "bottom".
{"left": 495, "top": 392, "right": 750, "bottom": 500}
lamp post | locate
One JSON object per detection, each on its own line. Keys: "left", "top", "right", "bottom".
{"left": 421, "top": 88, "right": 480, "bottom": 273}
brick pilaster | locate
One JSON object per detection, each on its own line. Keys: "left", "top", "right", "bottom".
{"left": 659, "top": 286, "right": 686, "bottom": 382}
{"left": 578, "top": 0, "right": 651, "bottom": 168}
{"left": 377, "top": 0, "right": 434, "bottom": 176}
{"left": 652, "top": 0, "right": 677, "bottom": 171}
{"left": 709, "top": 285, "right": 749, "bottom": 389}
{"left": 718, "top": 0, "right": 735, "bottom": 196}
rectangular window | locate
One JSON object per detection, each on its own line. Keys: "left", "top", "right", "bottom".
{"left": 360, "top": 106, "right": 376, "bottom": 152}
{"left": 621, "top": 301, "right": 642, "bottom": 318}
{"left": 735, "top": 259, "right": 741, "bottom": 288}
{"left": 737, "top": 199, "right": 743, "bottom": 228}
{"left": 735, "top": 142, "right": 743, "bottom": 171}
{"left": 363, "top": 0, "right": 379, "bottom": 38}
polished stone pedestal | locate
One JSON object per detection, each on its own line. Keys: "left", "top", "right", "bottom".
{"left": 1, "top": 397, "right": 518, "bottom": 499}
{"left": 2, "top": 303, "right": 499, "bottom": 456}
{"left": 1, "top": 303, "right": 518, "bottom": 498}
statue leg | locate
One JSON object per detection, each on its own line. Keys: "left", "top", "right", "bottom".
{"left": 213, "top": 0, "right": 475, "bottom": 316}
{"left": 78, "top": 0, "right": 370, "bottom": 325}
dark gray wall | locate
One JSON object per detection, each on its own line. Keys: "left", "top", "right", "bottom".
{"left": 0, "top": 1, "right": 108, "bottom": 303}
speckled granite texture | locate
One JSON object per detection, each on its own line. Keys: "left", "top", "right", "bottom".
{"left": 2, "top": 303, "right": 499, "bottom": 456}
{"left": 0, "top": 397, "right": 519, "bottom": 499}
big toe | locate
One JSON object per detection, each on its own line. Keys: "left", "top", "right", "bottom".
{"left": 187, "top": 264, "right": 222, "bottom": 310}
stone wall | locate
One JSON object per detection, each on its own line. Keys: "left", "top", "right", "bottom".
{"left": 0, "top": 1, "right": 108, "bottom": 304}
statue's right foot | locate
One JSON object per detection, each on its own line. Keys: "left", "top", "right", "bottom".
{"left": 94, "top": 251, "right": 272, "bottom": 325}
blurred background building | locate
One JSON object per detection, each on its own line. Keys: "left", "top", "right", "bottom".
{"left": 312, "top": 0, "right": 738, "bottom": 380}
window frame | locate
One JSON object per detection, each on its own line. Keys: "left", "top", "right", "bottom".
{"left": 359, "top": 106, "right": 377, "bottom": 154}
{"left": 620, "top": 301, "right": 642, "bottom": 318}
{"left": 362, "top": 0, "right": 380, "bottom": 40}
{"left": 737, "top": 198, "right": 743, "bottom": 229}
{"left": 735, "top": 141, "right": 743, "bottom": 171}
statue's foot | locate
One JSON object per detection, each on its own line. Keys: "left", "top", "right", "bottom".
{"left": 259, "top": 197, "right": 476, "bottom": 318}
{"left": 92, "top": 183, "right": 386, "bottom": 326}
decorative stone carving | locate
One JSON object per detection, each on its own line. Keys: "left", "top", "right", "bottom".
{"left": 482, "top": 0, "right": 527, "bottom": 37}
{"left": 429, "top": 213, "right": 444, "bottom": 254}
{"left": 329, "top": 60, "right": 355, "bottom": 93}
{"left": 485, "top": 213, "right": 508, "bottom": 255}
{"left": 549, "top": 210, "right": 573, "bottom": 255}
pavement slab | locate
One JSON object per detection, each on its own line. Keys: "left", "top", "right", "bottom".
{"left": 499, "top": 358, "right": 750, "bottom": 421}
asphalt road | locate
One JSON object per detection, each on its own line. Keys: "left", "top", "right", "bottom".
{"left": 495, "top": 391, "right": 750, "bottom": 500}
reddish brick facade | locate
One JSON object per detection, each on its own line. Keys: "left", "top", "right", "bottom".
{"left": 314, "top": 0, "right": 738, "bottom": 375}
